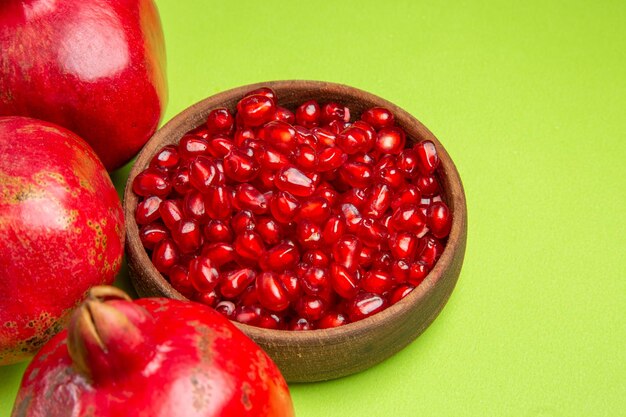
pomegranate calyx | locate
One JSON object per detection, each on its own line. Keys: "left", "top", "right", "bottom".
{"left": 67, "top": 286, "right": 156, "bottom": 383}
{"left": 86, "top": 285, "right": 132, "bottom": 302}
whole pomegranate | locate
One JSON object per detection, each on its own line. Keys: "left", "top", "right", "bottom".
{"left": 0, "top": 0, "right": 167, "bottom": 171}
{"left": 11, "top": 286, "right": 295, "bottom": 417}
{"left": 0, "top": 117, "right": 124, "bottom": 365}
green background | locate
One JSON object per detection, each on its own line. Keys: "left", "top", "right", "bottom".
{"left": 2, "top": 0, "right": 625, "bottom": 415}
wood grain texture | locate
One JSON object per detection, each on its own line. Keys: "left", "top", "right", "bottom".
{"left": 124, "top": 80, "right": 467, "bottom": 382}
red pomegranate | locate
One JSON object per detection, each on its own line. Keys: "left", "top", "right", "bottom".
{"left": 11, "top": 286, "right": 295, "bottom": 417}
{"left": 0, "top": 0, "right": 167, "bottom": 171}
{"left": 0, "top": 117, "right": 124, "bottom": 365}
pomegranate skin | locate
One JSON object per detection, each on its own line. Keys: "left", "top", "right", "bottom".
{"left": 0, "top": 117, "right": 124, "bottom": 365}
{"left": 0, "top": 0, "right": 167, "bottom": 171}
{"left": 11, "top": 289, "right": 295, "bottom": 417}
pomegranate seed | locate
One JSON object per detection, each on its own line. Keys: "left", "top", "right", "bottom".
{"left": 361, "top": 270, "right": 394, "bottom": 295}
{"left": 289, "top": 317, "right": 314, "bottom": 331}
{"left": 189, "top": 255, "right": 220, "bottom": 292}
{"left": 234, "top": 127, "right": 256, "bottom": 146}
{"left": 208, "top": 135, "right": 235, "bottom": 157}
{"left": 133, "top": 168, "right": 171, "bottom": 197}
{"left": 234, "top": 230, "right": 265, "bottom": 260}
{"left": 390, "top": 204, "right": 428, "bottom": 236}
{"left": 416, "top": 175, "right": 440, "bottom": 196}
{"left": 262, "top": 243, "right": 300, "bottom": 272}
{"left": 293, "top": 144, "right": 318, "bottom": 170}
{"left": 357, "top": 217, "right": 389, "bottom": 248}
{"left": 295, "top": 295, "right": 326, "bottom": 321}
{"left": 179, "top": 135, "right": 210, "bottom": 159}
{"left": 233, "top": 183, "right": 268, "bottom": 214}
{"left": 340, "top": 203, "right": 363, "bottom": 234}
{"left": 351, "top": 121, "right": 376, "bottom": 152}
{"left": 337, "top": 126, "right": 369, "bottom": 154}
{"left": 397, "top": 148, "right": 420, "bottom": 178}
{"left": 340, "top": 188, "right": 367, "bottom": 210}
{"left": 358, "top": 246, "right": 375, "bottom": 268}
{"left": 183, "top": 191, "right": 208, "bottom": 223}
{"left": 233, "top": 305, "right": 263, "bottom": 326}
{"left": 347, "top": 292, "right": 387, "bottom": 321}
{"left": 220, "top": 268, "right": 256, "bottom": 298}
{"left": 332, "top": 234, "right": 362, "bottom": 271}
{"left": 231, "top": 210, "right": 256, "bottom": 233}
{"left": 417, "top": 235, "right": 444, "bottom": 267}
{"left": 427, "top": 201, "right": 452, "bottom": 238}
{"left": 239, "top": 285, "right": 260, "bottom": 306}
{"left": 414, "top": 140, "right": 439, "bottom": 175}
{"left": 278, "top": 271, "right": 301, "bottom": 301}
{"left": 256, "top": 217, "right": 282, "bottom": 245}
{"left": 237, "top": 94, "right": 276, "bottom": 126}
{"left": 258, "top": 121, "right": 297, "bottom": 152}
{"left": 296, "top": 220, "right": 323, "bottom": 249}
{"left": 392, "top": 185, "right": 422, "bottom": 209}
{"left": 389, "top": 232, "right": 419, "bottom": 260}
{"left": 258, "top": 147, "right": 290, "bottom": 171}
{"left": 257, "top": 312, "right": 285, "bottom": 329}
{"left": 203, "top": 220, "right": 233, "bottom": 242}
{"left": 321, "top": 102, "right": 350, "bottom": 124}
{"left": 204, "top": 186, "right": 232, "bottom": 220}
{"left": 272, "top": 106, "right": 295, "bottom": 124}
{"left": 317, "top": 311, "right": 349, "bottom": 328}
{"left": 296, "top": 100, "right": 321, "bottom": 128}
{"left": 245, "top": 87, "right": 276, "bottom": 102}
{"left": 135, "top": 196, "right": 162, "bottom": 225}
{"left": 377, "top": 165, "right": 405, "bottom": 189}
{"left": 172, "top": 219, "right": 202, "bottom": 254}
{"left": 372, "top": 251, "right": 393, "bottom": 270}
{"left": 376, "top": 127, "right": 406, "bottom": 155}
{"left": 215, "top": 300, "right": 236, "bottom": 318}
{"left": 299, "top": 267, "right": 330, "bottom": 297}
{"left": 206, "top": 108, "right": 234, "bottom": 135}
{"left": 172, "top": 165, "right": 192, "bottom": 195}
{"left": 139, "top": 222, "right": 169, "bottom": 250}
{"left": 256, "top": 271, "right": 291, "bottom": 312}
{"left": 363, "top": 183, "right": 391, "bottom": 218}
{"left": 330, "top": 263, "right": 360, "bottom": 299}
{"left": 201, "top": 242, "right": 235, "bottom": 266}
{"left": 339, "top": 161, "right": 374, "bottom": 188}
{"left": 361, "top": 107, "right": 395, "bottom": 130}
{"left": 311, "top": 127, "right": 337, "bottom": 148}
{"left": 297, "top": 197, "right": 331, "bottom": 224}
{"left": 193, "top": 290, "right": 219, "bottom": 307}
{"left": 408, "top": 261, "right": 429, "bottom": 285}
{"left": 190, "top": 156, "right": 223, "bottom": 192}
{"left": 150, "top": 145, "right": 179, "bottom": 170}
{"left": 317, "top": 147, "right": 347, "bottom": 171}
{"left": 327, "top": 119, "right": 351, "bottom": 134}
{"left": 302, "top": 249, "right": 330, "bottom": 267}
{"left": 224, "top": 151, "right": 259, "bottom": 184}
{"left": 313, "top": 183, "right": 339, "bottom": 206}
{"left": 159, "top": 199, "right": 184, "bottom": 229}
{"left": 389, "top": 285, "right": 414, "bottom": 304}
{"left": 391, "top": 259, "right": 411, "bottom": 283}
{"left": 274, "top": 166, "right": 316, "bottom": 197}
{"left": 270, "top": 191, "right": 300, "bottom": 223}
{"left": 152, "top": 238, "right": 178, "bottom": 273}
{"left": 168, "top": 264, "right": 194, "bottom": 298}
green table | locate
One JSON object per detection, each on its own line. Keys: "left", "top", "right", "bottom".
{"left": 2, "top": 0, "right": 625, "bottom": 415}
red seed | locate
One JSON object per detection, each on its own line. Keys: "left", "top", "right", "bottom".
{"left": 272, "top": 106, "right": 295, "bottom": 124}
{"left": 330, "top": 263, "right": 360, "bottom": 299}
{"left": 133, "top": 168, "right": 171, "bottom": 197}
{"left": 389, "top": 285, "right": 414, "bottom": 304}
{"left": 201, "top": 242, "right": 236, "bottom": 266}
{"left": 183, "top": 191, "right": 208, "bottom": 223}
{"left": 302, "top": 249, "right": 330, "bottom": 268}
{"left": 299, "top": 266, "right": 330, "bottom": 297}
{"left": 150, "top": 145, "right": 180, "bottom": 171}
{"left": 294, "top": 295, "right": 326, "bottom": 321}
{"left": 311, "top": 127, "right": 337, "bottom": 147}
{"left": 263, "top": 243, "right": 300, "bottom": 272}
{"left": 237, "top": 94, "right": 276, "bottom": 127}
{"left": 203, "top": 220, "right": 233, "bottom": 242}
{"left": 293, "top": 144, "right": 318, "bottom": 170}
{"left": 234, "top": 230, "right": 265, "bottom": 260}
{"left": 417, "top": 235, "right": 444, "bottom": 267}
{"left": 361, "top": 270, "right": 394, "bottom": 295}
{"left": 135, "top": 196, "right": 162, "bottom": 225}
{"left": 245, "top": 87, "right": 277, "bottom": 102}
{"left": 389, "top": 232, "right": 419, "bottom": 261}
{"left": 289, "top": 317, "right": 314, "bottom": 331}
{"left": 258, "top": 121, "right": 297, "bottom": 152}
{"left": 233, "top": 305, "right": 263, "bottom": 326}
{"left": 295, "top": 100, "right": 321, "bottom": 128}
{"left": 215, "top": 300, "right": 236, "bottom": 318}
{"left": 408, "top": 261, "right": 429, "bottom": 285}
{"left": 375, "top": 127, "right": 406, "bottom": 155}
{"left": 317, "top": 311, "right": 349, "bottom": 328}
{"left": 332, "top": 234, "right": 362, "bottom": 271}
{"left": 168, "top": 264, "right": 194, "bottom": 298}
{"left": 392, "top": 185, "right": 422, "bottom": 210}
{"left": 390, "top": 204, "right": 428, "bottom": 236}
{"left": 317, "top": 147, "right": 347, "bottom": 171}
{"left": 258, "top": 147, "right": 291, "bottom": 171}
{"left": 337, "top": 126, "right": 369, "bottom": 154}
{"left": 427, "top": 201, "right": 452, "bottom": 238}
{"left": 414, "top": 140, "right": 440, "bottom": 175}
{"left": 270, "top": 191, "right": 300, "bottom": 223}
{"left": 172, "top": 165, "right": 192, "bottom": 196}
{"left": 223, "top": 149, "right": 260, "bottom": 182}
{"left": 321, "top": 102, "right": 350, "bottom": 124}
{"left": 204, "top": 186, "right": 232, "bottom": 220}
{"left": 152, "top": 238, "right": 179, "bottom": 273}
{"left": 159, "top": 199, "right": 184, "bottom": 229}
{"left": 274, "top": 166, "right": 316, "bottom": 197}
{"left": 220, "top": 268, "right": 256, "bottom": 298}
{"left": 206, "top": 108, "right": 234, "bottom": 135}
{"left": 297, "top": 197, "right": 331, "bottom": 224}
{"left": 139, "top": 222, "right": 169, "bottom": 250}
{"left": 172, "top": 219, "right": 202, "bottom": 254}
{"left": 391, "top": 259, "right": 411, "bottom": 283}
{"left": 339, "top": 161, "right": 374, "bottom": 188}
{"left": 361, "top": 107, "right": 395, "bottom": 130}
{"left": 189, "top": 255, "right": 220, "bottom": 292}
{"left": 179, "top": 135, "right": 210, "bottom": 159}
{"left": 231, "top": 210, "right": 256, "bottom": 234}
{"left": 347, "top": 292, "right": 387, "bottom": 321}
{"left": 256, "top": 271, "right": 291, "bottom": 312}
{"left": 256, "top": 217, "right": 283, "bottom": 245}
{"left": 233, "top": 183, "right": 268, "bottom": 214}
{"left": 416, "top": 175, "right": 440, "bottom": 196}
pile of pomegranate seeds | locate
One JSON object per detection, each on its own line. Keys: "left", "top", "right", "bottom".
{"left": 133, "top": 87, "right": 452, "bottom": 330}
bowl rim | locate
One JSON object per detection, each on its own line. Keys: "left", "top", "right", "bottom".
{"left": 124, "top": 79, "right": 467, "bottom": 345}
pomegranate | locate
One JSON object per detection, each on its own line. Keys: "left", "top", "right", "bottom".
{"left": 11, "top": 286, "right": 295, "bottom": 417}
{"left": 0, "top": 0, "right": 167, "bottom": 171}
{"left": 132, "top": 88, "right": 453, "bottom": 330}
{"left": 0, "top": 117, "right": 124, "bottom": 365}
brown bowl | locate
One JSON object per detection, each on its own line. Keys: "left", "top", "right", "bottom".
{"left": 124, "top": 80, "right": 467, "bottom": 383}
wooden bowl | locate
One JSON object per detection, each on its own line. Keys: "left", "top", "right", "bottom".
{"left": 124, "top": 80, "right": 467, "bottom": 383}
